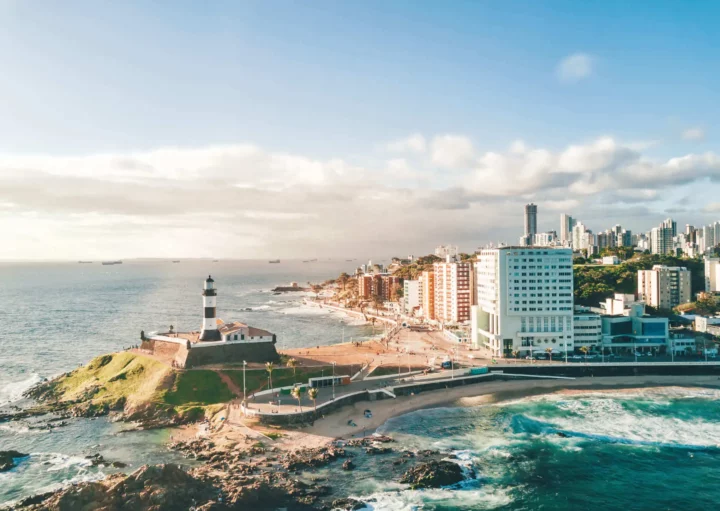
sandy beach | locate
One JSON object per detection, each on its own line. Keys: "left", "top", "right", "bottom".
{"left": 300, "top": 374, "right": 720, "bottom": 439}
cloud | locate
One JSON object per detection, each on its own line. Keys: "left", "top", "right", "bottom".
{"left": 556, "top": 53, "right": 593, "bottom": 82}
{"left": 386, "top": 134, "right": 426, "bottom": 153}
{"left": 682, "top": 127, "right": 705, "bottom": 141}
{"left": 4, "top": 135, "right": 720, "bottom": 260}
{"left": 703, "top": 202, "right": 720, "bottom": 213}
{"left": 430, "top": 135, "right": 475, "bottom": 168}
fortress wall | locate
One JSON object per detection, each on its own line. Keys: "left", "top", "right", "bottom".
{"left": 183, "top": 341, "right": 280, "bottom": 368}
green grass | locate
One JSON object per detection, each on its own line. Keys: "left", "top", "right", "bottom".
{"left": 164, "top": 370, "right": 234, "bottom": 406}
{"left": 222, "top": 365, "right": 360, "bottom": 395}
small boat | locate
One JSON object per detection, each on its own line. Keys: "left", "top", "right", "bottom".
{"left": 268, "top": 259, "right": 280, "bottom": 264}
{"left": 172, "top": 260, "right": 180, "bottom": 263}
{"left": 212, "top": 260, "right": 219, "bottom": 262}
{"left": 78, "top": 261, "right": 93, "bottom": 264}
{"left": 101, "top": 260, "right": 123, "bottom": 265}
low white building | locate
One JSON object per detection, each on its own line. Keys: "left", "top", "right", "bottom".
{"left": 602, "top": 255, "right": 620, "bottom": 265}
{"left": 218, "top": 321, "right": 275, "bottom": 342}
{"left": 602, "top": 294, "right": 638, "bottom": 316}
{"left": 601, "top": 304, "right": 669, "bottom": 354}
{"left": 573, "top": 311, "right": 602, "bottom": 350}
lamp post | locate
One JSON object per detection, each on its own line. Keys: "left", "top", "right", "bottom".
{"left": 397, "top": 354, "right": 401, "bottom": 377}
{"left": 242, "top": 360, "right": 247, "bottom": 416}
{"left": 671, "top": 339, "right": 674, "bottom": 363}
{"left": 332, "top": 361, "right": 336, "bottom": 400}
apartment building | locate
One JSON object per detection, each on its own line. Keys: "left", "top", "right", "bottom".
{"left": 637, "top": 265, "right": 691, "bottom": 310}
{"left": 471, "top": 247, "right": 574, "bottom": 358}
{"left": 433, "top": 258, "right": 472, "bottom": 324}
{"left": 403, "top": 279, "right": 421, "bottom": 314}
{"left": 421, "top": 271, "right": 435, "bottom": 321}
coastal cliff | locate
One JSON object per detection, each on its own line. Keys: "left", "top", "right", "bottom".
{"left": 22, "top": 352, "right": 233, "bottom": 427}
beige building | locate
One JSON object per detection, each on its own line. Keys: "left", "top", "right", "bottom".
{"left": 421, "top": 271, "right": 435, "bottom": 321}
{"left": 433, "top": 259, "right": 472, "bottom": 324}
{"left": 637, "top": 265, "right": 691, "bottom": 310}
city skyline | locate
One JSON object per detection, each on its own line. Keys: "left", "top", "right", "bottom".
{"left": 2, "top": 1, "right": 720, "bottom": 260}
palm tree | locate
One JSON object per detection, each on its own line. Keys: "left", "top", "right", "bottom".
{"left": 512, "top": 350, "right": 519, "bottom": 363}
{"left": 286, "top": 358, "right": 298, "bottom": 382}
{"left": 580, "top": 346, "right": 589, "bottom": 364}
{"left": 370, "top": 317, "right": 377, "bottom": 335}
{"left": 545, "top": 347, "right": 553, "bottom": 362}
{"left": 265, "top": 362, "right": 275, "bottom": 390}
{"left": 291, "top": 386, "right": 302, "bottom": 412}
{"left": 308, "top": 387, "right": 319, "bottom": 417}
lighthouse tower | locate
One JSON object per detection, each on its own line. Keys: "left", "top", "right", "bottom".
{"left": 199, "top": 275, "right": 221, "bottom": 341}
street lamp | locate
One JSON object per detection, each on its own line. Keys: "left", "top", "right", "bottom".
{"left": 332, "top": 361, "right": 337, "bottom": 400}
{"left": 242, "top": 360, "right": 247, "bottom": 416}
{"left": 397, "top": 354, "right": 401, "bottom": 377}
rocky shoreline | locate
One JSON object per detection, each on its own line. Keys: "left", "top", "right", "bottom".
{"left": 9, "top": 432, "right": 473, "bottom": 510}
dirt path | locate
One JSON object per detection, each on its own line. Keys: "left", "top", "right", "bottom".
{"left": 216, "top": 370, "right": 243, "bottom": 397}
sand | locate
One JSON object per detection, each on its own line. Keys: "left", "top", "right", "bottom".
{"left": 300, "top": 374, "right": 720, "bottom": 439}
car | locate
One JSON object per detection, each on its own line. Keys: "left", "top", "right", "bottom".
{"left": 571, "top": 355, "right": 582, "bottom": 360}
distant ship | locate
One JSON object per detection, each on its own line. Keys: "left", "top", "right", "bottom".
{"left": 302, "top": 258, "right": 318, "bottom": 263}
{"left": 101, "top": 260, "right": 123, "bottom": 265}
{"left": 172, "top": 260, "right": 180, "bottom": 263}
{"left": 268, "top": 259, "right": 280, "bottom": 264}
{"left": 212, "top": 260, "right": 219, "bottom": 263}
{"left": 78, "top": 261, "right": 93, "bottom": 264}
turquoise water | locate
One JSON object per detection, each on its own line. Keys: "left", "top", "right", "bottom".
{"left": 342, "top": 387, "right": 720, "bottom": 510}
{"left": 0, "top": 259, "right": 371, "bottom": 506}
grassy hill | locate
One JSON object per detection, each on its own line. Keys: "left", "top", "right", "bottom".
{"left": 30, "top": 352, "right": 234, "bottom": 424}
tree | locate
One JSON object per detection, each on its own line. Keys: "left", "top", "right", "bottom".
{"left": 337, "top": 272, "right": 350, "bottom": 291}
{"left": 291, "top": 386, "right": 302, "bottom": 412}
{"left": 580, "top": 346, "right": 589, "bottom": 364}
{"left": 265, "top": 362, "right": 275, "bottom": 390}
{"left": 545, "top": 347, "right": 553, "bottom": 362}
{"left": 286, "top": 358, "right": 298, "bottom": 382}
{"left": 308, "top": 387, "right": 319, "bottom": 417}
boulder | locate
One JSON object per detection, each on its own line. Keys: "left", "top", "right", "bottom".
{"left": 399, "top": 460, "right": 466, "bottom": 489}
{"left": 0, "top": 450, "right": 27, "bottom": 472}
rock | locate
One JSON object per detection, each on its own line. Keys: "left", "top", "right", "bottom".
{"left": 0, "top": 450, "right": 27, "bottom": 472}
{"left": 342, "top": 459, "right": 355, "bottom": 471}
{"left": 331, "top": 497, "right": 365, "bottom": 510}
{"left": 111, "top": 461, "right": 128, "bottom": 468}
{"left": 399, "top": 460, "right": 466, "bottom": 489}
{"left": 365, "top": 446, "right": 392, "bottom": 455}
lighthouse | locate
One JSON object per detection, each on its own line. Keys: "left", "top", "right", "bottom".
{"left": 199, "top": 275, "right": 221, "bottom": 341}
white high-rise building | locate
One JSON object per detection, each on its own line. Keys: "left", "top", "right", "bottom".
{"left": 471, "top": 247, "right": 574, "bottom": 358}
{"left": 705, "top": 257, "right": 720, "bottom": 293}
{"left": 637, "top": 265, "right": 691, "bottom": 310}
{"left": 403, "top": 280, "right": 421, "bottom": 315}
{"left": 650, "top": 226, "right": 673, "bottom": 255}
{"left": 560, "top": 214, "right": 576, "bottom": 245}
{"left": 572, "top": 222, "right": 594, "bottom": 252}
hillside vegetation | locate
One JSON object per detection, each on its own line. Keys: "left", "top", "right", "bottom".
{"left": 574, "top": 254, "right": 705, "bottom": 307}
{"left": 28, "top": 352, "right": 233, "bottom": 425}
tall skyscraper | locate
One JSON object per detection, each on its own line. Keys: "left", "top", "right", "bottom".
{"left": 560, "top": 214, "right": 576, "bottom": 245}
{"left": 650, "top": 226, "right": 673, "bottom": 255}
{"left": 524, "top": 203, "right": 538, "bottom": 243}
{"left": 662, "top": 218, "right": 677, "bottom": 237}
{"left": 472, "top": 247, "right": 574, "bottom": 358}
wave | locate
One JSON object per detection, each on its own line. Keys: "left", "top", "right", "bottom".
{"left": 510, "top": 392, "right": 720, "bottom": 449}
{"left": 0, "top": 373, "right": 42, "bottom": 405}
{"left": 350, "top": 485, "right": 512, "bottom": 511}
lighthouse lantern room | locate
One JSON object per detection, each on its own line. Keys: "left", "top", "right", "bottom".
{"left": 199, "top": 275, "right": 221, "bottom": 341}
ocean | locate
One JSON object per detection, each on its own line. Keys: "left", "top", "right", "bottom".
{"left": 3, "top": 262, "right": 720, "bottom": 509}
{"left": 0, "top": 259, "right": 372, "bottom": 505}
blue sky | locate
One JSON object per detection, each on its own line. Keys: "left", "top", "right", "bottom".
{"left": 0, "top": 1, "right": 718, "bottom": 259}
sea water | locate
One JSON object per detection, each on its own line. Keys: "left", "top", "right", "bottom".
{"left": 335, "top": 387, "right": 720, "bottom": 510}
{"left": 0, "top": 259, "right": 372, "bottom": 506}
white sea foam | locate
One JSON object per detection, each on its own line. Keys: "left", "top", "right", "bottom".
{"left": 0, "top": 373, "right": 42, "bottom": 405}
{"left": 350, "top": 485, "right": 512, "bottom": 511}
{"left": 517, "top": 389, "right": 720, "bottom": 448}
{"left": 38, "top": 453, "right": 94, "bottom": 472}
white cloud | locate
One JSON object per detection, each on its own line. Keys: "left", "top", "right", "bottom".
{"left": 386, "top": 134, "right": 426, "bottom": 153}
{"left": 682, "top": 127, "right": 705, "bottom": 141}
{"left": 430, "top": 135, "right": 475, "bottom": 168}
{"left": 556, "top": 53, "right": 593, "bottom": 82}
{"left": 4, "top": 134, "right": 720, "bottom": 260}
{"left": 703, "top": 202, "right": 720, "bottom": 213}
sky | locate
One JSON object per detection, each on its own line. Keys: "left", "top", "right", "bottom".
{"left": 1, "top": 0, "right": 719, "bottom": 260}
